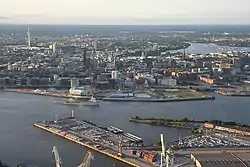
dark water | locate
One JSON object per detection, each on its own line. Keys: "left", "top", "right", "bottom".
{"left": 0, "top": 92, "right": 250, "bottom": 166}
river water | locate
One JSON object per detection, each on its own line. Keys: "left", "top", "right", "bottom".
{"left": 172, "top": 43, "right": 250, "bottom": 54}
{"left": 1, "top": 92, "right": 250, "bottom": 167}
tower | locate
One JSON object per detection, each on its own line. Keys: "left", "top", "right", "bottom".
{"left": 93, "top": 39, "right": 98, "bottom": 51}
{"left": 52, "top": 43, "right": 57, "bottom": 53}
{"left": 113, "top": 49, "right": 118, "bottom": 69}
{"left": 183, "top": 49, "right": 186, "bottom": 60}
{"left": 83, "top": 49, "right": 87, "bottom": 67}
{"left": 27, "top": 27, "right": 31, "bottom": 47}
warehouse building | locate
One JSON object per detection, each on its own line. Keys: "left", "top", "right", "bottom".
{"left": 191, "top": 151, "right": 250, "bottom": 167}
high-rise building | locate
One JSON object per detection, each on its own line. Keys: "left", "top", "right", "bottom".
{"left": 93, "top": 39, "right": 98, "bottom": 51}
{"left": 111, "top": 71, "right": 118, "bottom": 80}
{"left": 83, "top": 49, "right": 87, "bottom": 66}
{"left": 183, "top": 49, "right": 186, "bottom": 60}
{"left": 52, "top": 43, "right": 57, "bottom": 53}
{"left": 27, "top": 27, "right": 31, "bottom": 47}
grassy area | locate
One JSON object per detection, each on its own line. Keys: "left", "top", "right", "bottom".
{"left": 163, "top": 90, "right": 204, "bottom": 98}
{"left": 130, "top": 118, "right": 191, "bottom": 129}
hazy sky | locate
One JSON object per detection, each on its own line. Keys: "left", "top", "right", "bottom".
{"left": 0, "top": 0, "right": 250, "bottom": 24}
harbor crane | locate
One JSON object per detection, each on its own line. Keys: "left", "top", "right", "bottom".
{"left": 52, "top": 146, "right": 62, "bottom": 167}
{"left": 78, "top": 151, "right": 94, "bottom": 167}
{"left": 52, "top": 146, "right": 94, "bottom": 167}
{"left": 160, "top": 134, "right": 174, "bottom": 167}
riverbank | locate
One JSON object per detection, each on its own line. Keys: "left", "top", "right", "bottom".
{"left": 4, "top": 88, "right": 215, "bottom": 103}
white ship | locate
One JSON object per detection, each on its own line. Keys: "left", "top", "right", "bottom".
{"left": 54, "top": 98, "right": 80, "bottom": 106}
{"left": 83, "top": 96, "right": 99, "bottom": 107}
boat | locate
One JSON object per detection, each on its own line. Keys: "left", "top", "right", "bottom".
{"left": 83, "top": 96, "right": 100, "bottom": 107}
{"left": 54, "top": 98, "right": 81, "bottom": 105}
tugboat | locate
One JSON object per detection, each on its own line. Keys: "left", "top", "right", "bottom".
{"left": 54, "top": 98, "right": 80, "bottom": 106}
{"left": 83, "top": 96, "right": 99, "bottom": 107}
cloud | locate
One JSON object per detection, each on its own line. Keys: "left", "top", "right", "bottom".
{"left": 0, "top": 16, "right": 11, "bottom": 20}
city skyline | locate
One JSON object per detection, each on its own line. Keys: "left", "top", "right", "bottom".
{"left": 0, "top": 0, "right": 250, "bottom": 25}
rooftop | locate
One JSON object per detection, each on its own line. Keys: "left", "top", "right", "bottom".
{"left": 192, "top": 151, "right": 250, "bottom": 167}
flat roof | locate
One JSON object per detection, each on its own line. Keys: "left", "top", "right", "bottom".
{"left": 192, "top": 152, "right": 249, "bottom": 167}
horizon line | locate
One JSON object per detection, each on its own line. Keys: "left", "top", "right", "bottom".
{"left": 1, "top": 23, "right": 250, "bottom": 26}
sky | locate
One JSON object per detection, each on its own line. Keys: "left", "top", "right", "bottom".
{"left": 0, "top": 0, "right": 250, "bottom": 25}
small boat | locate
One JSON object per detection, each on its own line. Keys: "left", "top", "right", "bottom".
{"left": 83, "top": 96, "right": 99, "bottom": 107}
{"left": 54, "top": 98, "right": 80, "bottom": 105}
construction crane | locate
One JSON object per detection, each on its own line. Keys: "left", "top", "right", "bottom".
{"left": 160, "top": 134, "right": 174, "bottom": 167}
{"left": 52, "top": 146, "right": 62, "bottom": 167}
{"left": 78, "top": 151, "right": 94, "bottom": 167}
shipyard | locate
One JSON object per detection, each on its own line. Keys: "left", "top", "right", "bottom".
{"left": 33, "top": 109, "right": 250, "bottom": 167}
{"left": 33, "top": 111, "right": 195, "bottom": 167}
{"left": 34, "top": 117, "right": 158, "bottom": 167}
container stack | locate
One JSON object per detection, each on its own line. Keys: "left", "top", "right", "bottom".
{"left": 142, "top": 152, "right": 156, "bottom": 163}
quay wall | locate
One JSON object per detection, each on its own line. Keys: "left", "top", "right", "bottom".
{"left": 103, "top": 96, "right": 215, "bottom": 102}
{"left": 33, "top": 123, "right": 141, "bottom": 167}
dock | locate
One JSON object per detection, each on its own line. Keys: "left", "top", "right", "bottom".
{"left": 33, "top": 118, "right": 157, "bottom": 167}
{"left": 103, "top": 96, "right": 215, "bottom": 102}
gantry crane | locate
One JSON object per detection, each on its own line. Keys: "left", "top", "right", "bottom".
{"left": 52, "top": 146, "right": 62, "bottom": 167}
{"left": 78, "top": 151, "right": 94, "bottom": 167}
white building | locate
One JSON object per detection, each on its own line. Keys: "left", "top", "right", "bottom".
{"left": 111, "top": 71, "right": 118, "bottom": 80}
{"left": 7, "top": 63, "right": 13, "bottom": 71}
{"left": 52, "top": 43, "right": 57, "bottom": 53}
{"left": 160, "top": 78, "right": 177, "bottom": 86}
{"left": 69, "top": 86, "right": 92, "bottom": 96}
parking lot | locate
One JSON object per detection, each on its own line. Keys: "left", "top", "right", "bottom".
{"left": 169, "top": 132, "right": 250, "bottom": 149}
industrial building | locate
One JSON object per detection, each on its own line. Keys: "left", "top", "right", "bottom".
{"left": 191, "top": 151, "right": 250, "bottom": 167}
{"left": 69, "top": 86, "right": 93, "bottom": 96}
{"left": 159, "top": 77, "right": 177, "bottom": 86}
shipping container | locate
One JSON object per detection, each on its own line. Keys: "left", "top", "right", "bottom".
{"left": 204, "top": 123, "right": 215, "bottom": 129}
{"left": 148, "top": 157, "right": 156, "bottom": 163}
